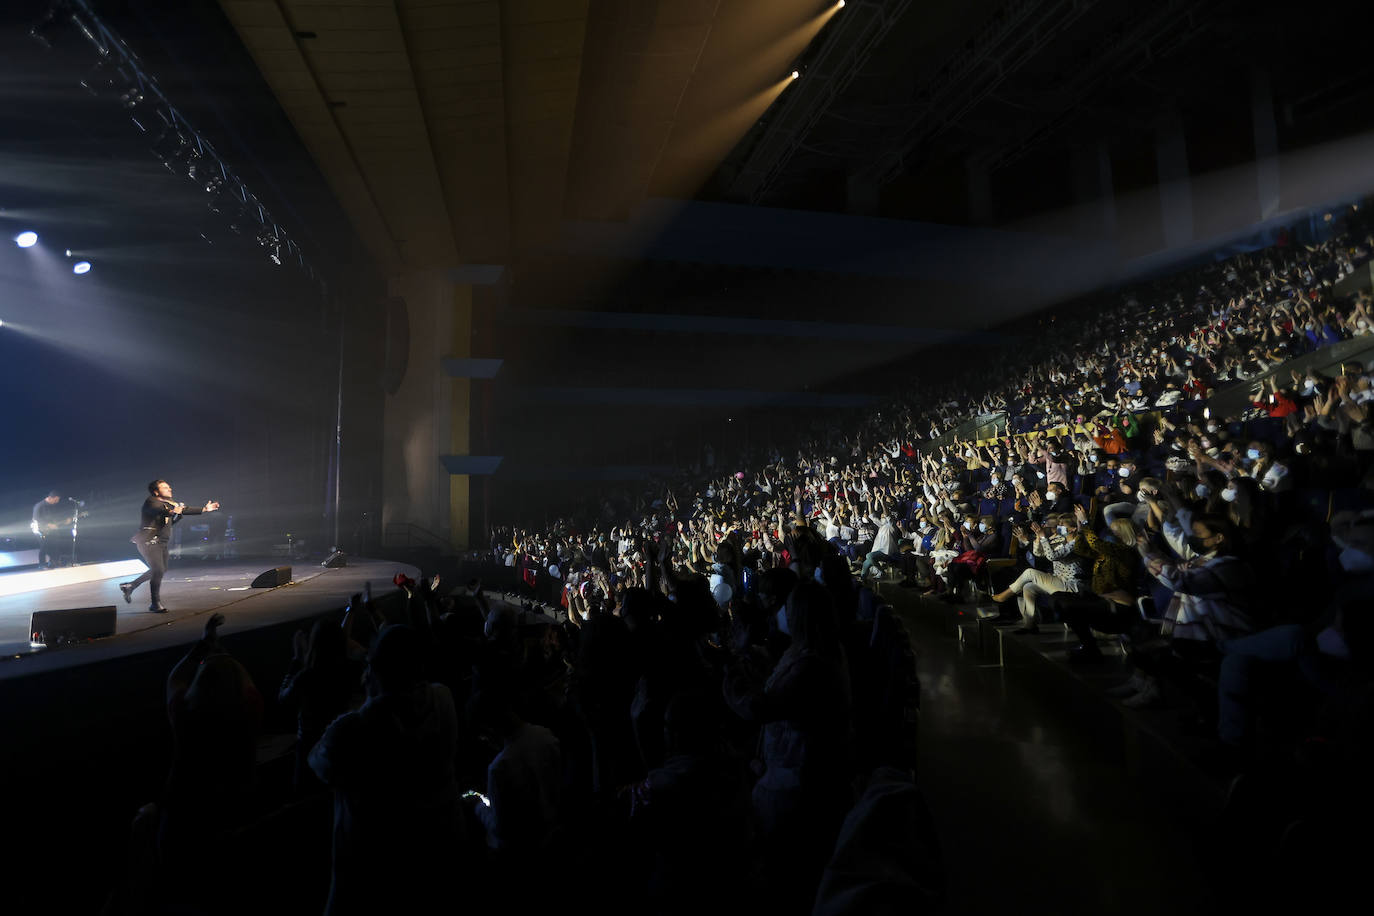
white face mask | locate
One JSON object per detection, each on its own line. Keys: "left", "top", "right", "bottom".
{"left": 977, "top": 522, "right": 988, "bottom": 533}
{"left": 1206, "top": 423, "right": 1218, "bottom": 433}
{"left": 1056, "top": 525, "right": 1068, "bottom": 536}
{"left": 1246, "top": 448, "right": 1261, "bottom": 460}
{"left": 918, "top": 521, "right": 929, "bottom": 531}
{"left": 1118, "top": 468, "right": 1131, "bottom": 478}
{"left": 990, "top": 477, "right": 1000, "bottom": 485}
{"left": 1045, "top": 491, "right": 1058, "bottom": 503}
{"left": 1220, "top": 487, "right": 1238, "bottom": 503}
{"left": 963, "top": 519, "right": 973, "bottom": 530}
{"left": 1195, "top": 483, "right": 1211, "bottom": 499}
{"left": 1036, "top": 471, "right": 1046, "bottom": 480}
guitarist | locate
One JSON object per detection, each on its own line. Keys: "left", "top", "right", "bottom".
{"left": 31, "top": 490, "right": 72, "bottom": 568}
{"left": 119, "top": 479, "right": 220, "bottom": 613}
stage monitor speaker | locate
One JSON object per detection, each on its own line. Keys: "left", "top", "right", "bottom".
{"left": 30, "top": 605, "right": 117, "bottom": 648}
{"left": 251, "top": 566, "right": 292, "bottom": 588}
{"left": 321, "top": 550, "right": 347, "bottom": 568}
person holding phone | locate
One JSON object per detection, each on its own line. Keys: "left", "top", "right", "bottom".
{"left": 120, "top": 479, "right": 220, "bottom": 612}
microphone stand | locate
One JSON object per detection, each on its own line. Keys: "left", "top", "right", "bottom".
{"left": 69, "top": 499, "right": 84, "bottom": 567}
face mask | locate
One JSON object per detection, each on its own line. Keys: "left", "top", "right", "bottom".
{"left": 977, "top": 523, "right": 988, "bottom": 533}
{"left": 963, "top": 520, "right": 973, "bottom": 530}
{"left": 918, "top": 521, "right": 929, "bottom": 531}
{"left": 1246, "top": 448, "right": 1260, "bottom": 460}
{"left": 1339, "top": 547, "right": 1374, "bottom": 573}
{"left": 1185, "top": 534, "right": 1214, "bottom": 554}
{"left": 1036, "top": 471, "right": 1046, "bottom": 480}
{"left": 1296, "top": 443, "right": 1310, "bottom": 455}
{"left": 1206, "top": 423, "right": 1218, "bottom": 433}
{"left": 1221, "top": 487, "right": 1238, "bottom": 503}
{"left": 1195, "top": 484, "right": 1211, "bottom": 499}
{"left": 1056, "top": 525, "right": 1068, "bottom": 536}
{"left": 1045, "top": 491, "right": 1058, "bottom": 502}
{"left": 990, "top": 477, "right": 1000, "bottom": 485}
{"left": 1118, "top": 468, "right": 1131, "bottom": 478}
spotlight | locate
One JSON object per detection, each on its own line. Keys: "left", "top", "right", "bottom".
{"left": 15, "top": 231, "right": 38, "bottom": 248}
{"left": 791, "top": 70, "right": 800, "bottom": 80}
{"left": 73, "top": 261, "right": 92, "bottom": 275}
{"left": 64, "top": 249, "right": 73, "bottom": 257}
{"left": 837, "top": 0, "right": 845, "bottom": 7}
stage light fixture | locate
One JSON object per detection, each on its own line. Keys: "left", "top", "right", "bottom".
{"left": 15, "top": 231, "right": 38, "bottom": 248}
{"left": 837, "top": 0, "right": 845, "bottom": 7}
{"left": 791, "top": 70, "right": 800, "bottom": 80}
{"left": 73, "top": 261, "right": 92, "bottom": 275}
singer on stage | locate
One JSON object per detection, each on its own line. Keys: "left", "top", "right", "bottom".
{"left": 120, "top": 479, "right": 220, "bottom": 613}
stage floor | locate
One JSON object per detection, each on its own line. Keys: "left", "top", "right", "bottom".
{"left": 0, "top": 557, "right": 417, "bottom": 679}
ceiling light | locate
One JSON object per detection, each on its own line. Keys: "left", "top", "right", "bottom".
{"left": 15, "top": 231, "right": 38, "bottom": 248}
{"left": 73, "top": 261, "right": 92, "bottom": 275}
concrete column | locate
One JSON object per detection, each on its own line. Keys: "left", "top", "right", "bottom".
{"left": 381, "top": 272, "right": 471, "bottom": 547}
{"left": 1251, "top": 67, "right": 1281, "bottom": 220}
{"left": 1154, "top": 107, "right": 1193, "bottom": 248}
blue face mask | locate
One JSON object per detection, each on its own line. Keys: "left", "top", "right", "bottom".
{"left": 1246, "top": 448, "right": 1261, "bottom": 460}
{"left": 978, "top": 523, "right": 988, "bottom": 533}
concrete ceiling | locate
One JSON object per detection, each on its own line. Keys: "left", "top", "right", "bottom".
{"left": 218, "top": 0, "right": 821, "bottom": 273}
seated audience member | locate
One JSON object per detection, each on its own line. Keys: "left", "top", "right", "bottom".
{"left": 279, "top": 614, "right": 365, "bottom": 795}
{"left": 1051, "top": 509, "right": 1141, "bottom": 662}
{"left": 466, "top": 688, "right": 561, "bottom": 854}
{"left": 624, "top": 691, "right": 747, "bottom": 910}
{"left": 724, "top": 580, "right": 853, "bottom": 910}
{"left": 125, "top": 613, "right": 262, "bottom": 913}
{"left": 309, "top": 624, "right": 462, "bottom": 915}
{"left": 990, "top": 513, "right": 1087, "bottom": 632}
{"left": 1126, "top": 514, "right": 1260, "bottom": 708}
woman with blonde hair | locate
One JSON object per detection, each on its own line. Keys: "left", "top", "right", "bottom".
{"left": 1049, "top": 505, "right": 1142, "bottom": 662}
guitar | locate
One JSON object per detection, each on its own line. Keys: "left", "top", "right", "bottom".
{"left": 31, "top": 511, "right": 89, "bottom": 537}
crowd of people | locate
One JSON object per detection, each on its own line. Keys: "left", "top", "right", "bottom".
{"left": 105, "top": 204, "right": 1374, "bottom": 914}
{"left": 486, "top": 203, "right": 1374, "bottom": 888}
